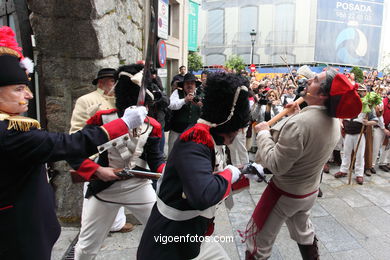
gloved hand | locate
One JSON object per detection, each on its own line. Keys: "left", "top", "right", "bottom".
{"left": 251, "top": 163, "right": 264, "bottom": 175}
{"left": 242, "top": 162, "right": 266, "bottom": 182}
{"left": 224, "top": 165, "right": 240, "bottom": 183}
{"left": 121, "top": 106, "right": 148, "bottom": 129}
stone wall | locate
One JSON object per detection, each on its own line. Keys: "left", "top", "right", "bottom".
{"left": 27, "top": 0, "right": 145, "bottom": 222}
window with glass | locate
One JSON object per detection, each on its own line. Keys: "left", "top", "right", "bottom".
{"left": 206, "top": 54, "right": 226, "bottom": 66}
{"left": 239, "top": 6, "right": 258, "bottom": 43}
{"left": 207, "top": 9, "right": 224, "bottom": 45}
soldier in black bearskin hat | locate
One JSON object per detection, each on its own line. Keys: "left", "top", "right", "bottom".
{"left": 0, "top": 26, "right": 146, "bottom": 260}
{"left": 137, "top": 72, "right": 251, "bottom": 259}
{"left": 73, "top": 63, "right": 166, "bottom": 260}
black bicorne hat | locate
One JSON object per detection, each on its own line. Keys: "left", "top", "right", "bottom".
{"left": 92, "top": 68, "right": 116, "bottom": 85}
{"left": 0, "top": 26, "right": 30, "bottom": 87}
{"left": 0, "top": 55, "right": 29, "bottom": 87}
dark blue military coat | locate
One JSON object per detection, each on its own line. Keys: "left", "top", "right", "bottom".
{"left": 0, "top": 117, "right": 127, "bottom": 260}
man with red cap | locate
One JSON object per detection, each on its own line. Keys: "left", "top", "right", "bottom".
{"left": 243, "top": 68, "right": 362, "bottom": 259}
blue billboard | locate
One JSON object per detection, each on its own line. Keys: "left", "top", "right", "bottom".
{"left": 314, "top": 0, "right": 384, "bottom": 68}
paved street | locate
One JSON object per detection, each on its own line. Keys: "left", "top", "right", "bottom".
{"left": 52, "top": 164, "right": 390, "bottom": 260}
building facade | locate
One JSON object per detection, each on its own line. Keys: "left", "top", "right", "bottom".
{"left": 199, "top": 0, "right": 389, "bottom": 69}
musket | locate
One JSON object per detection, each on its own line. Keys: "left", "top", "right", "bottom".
{"left": 138, "top": 0, "right": 158, "bottom": 106}
{"left": 240, "top": 163, "right": 268, "bottom": 184}
{"left": 70, "top": 168, "right": 161, "bottom": 183}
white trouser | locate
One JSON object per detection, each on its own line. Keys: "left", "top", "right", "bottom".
{"left": 246, "top": 191, "right": 318, "bottom": 260}
{"left": 75, "top": 182, "right": 156, "bottom": 260}
{"left": 191, "top": 238, "right": 231, "bottom": 260}
{"left": 379, "top": 141, "right": 390, "bottom": 165}
{"left": 372, "top": 127, "right": 385, "bottom": 167}
{"left": 335, "top": 136, "right": 344, "bottom": 151}
{"left": 168, "top": 130, "right": 181, "bottom": 155}
{"left": 82, "top": 183, "right": 125, "bottom": 232}
{"left": 227, "top": 127, "right": 249, "bottom": 167}
{"left": 340, "top": 134, "right": 366, "bottom": 177}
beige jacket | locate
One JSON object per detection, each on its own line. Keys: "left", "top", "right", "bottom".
{"left": 255, "top": 106, "right": 340, "bottom": 195}
{"left": 69, "top": 88, "right": 115, "bottom": 133}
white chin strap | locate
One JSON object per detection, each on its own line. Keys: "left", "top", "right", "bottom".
{"left": 198, "top": 85, "right": 248, "bottom": 128}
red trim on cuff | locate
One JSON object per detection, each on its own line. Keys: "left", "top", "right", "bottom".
{"left": 76, "top": 159, "right": 100, "bottom": 181}
{"left": 217, "top": 169, "right": 232, "bottom": 199}
{"left": 156, "top": 163, "right": 166, "bottom": 173}
{"left": 232, "top": 176, "right": 250, "bottom": 192}
{"left": 101, "top": 118, "right": 128, "bottom": 140}
{"left": 0, "top": 205, "right": 13, "bottom": 211}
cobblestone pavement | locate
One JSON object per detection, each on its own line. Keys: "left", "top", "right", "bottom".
{"left": 52, "top": 163, "right": 390, "bottom": 260}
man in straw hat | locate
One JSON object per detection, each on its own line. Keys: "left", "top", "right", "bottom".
{"left": 138, "top": 72, "right": 252, "bottom": 259}
{"left": 243, "top": 68, "right": 362, "bottom": 259}
{"left": 0, "top": 26, "right": 147, "bottom": 260}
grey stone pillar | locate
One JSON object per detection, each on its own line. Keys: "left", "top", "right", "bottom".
{"left": 27, "top": 0, "right": 145, "bottom": 223}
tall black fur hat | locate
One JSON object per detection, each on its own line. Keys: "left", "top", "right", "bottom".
{"left": 201, "top": 72, "right": 250, "bottom": 133}
{"left": 114, "top": 63, "right": 153, "bottom": 116}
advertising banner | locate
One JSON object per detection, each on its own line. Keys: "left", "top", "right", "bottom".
{"left": 188, "top": 1, "right": 199, "bottom": 51}
{"left": 314, "top": 0, "right": 384, "bottom": 68}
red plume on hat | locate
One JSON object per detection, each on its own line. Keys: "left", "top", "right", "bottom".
{"left": 329, "top": 73, "right": 362, "bottom": 118}
{"left": 0, "top": 26, "right": 34, "bottom": 74}
{"left": 0, "top": 26, "right": 23, "bottom": 58}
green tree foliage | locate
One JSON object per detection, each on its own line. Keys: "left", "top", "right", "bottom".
{"left": 350, "top": 66, "right": 363, "bottom": 83}
{"left": 188, "top": 52, "right": 203, "bottom": 72}
{"left": 225, "top": 55, "right": 246, "bottom": 72}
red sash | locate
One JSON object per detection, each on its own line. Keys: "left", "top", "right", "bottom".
{"left": 239, "top": 181, "right": 318, "bottom": 258}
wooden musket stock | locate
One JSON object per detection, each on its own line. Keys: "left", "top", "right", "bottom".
{"left": 266, "top": 97, "right": 304, "bottom": 126}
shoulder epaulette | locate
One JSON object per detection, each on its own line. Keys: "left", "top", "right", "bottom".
{"left": 0, "top": 112, "right": 40, "bottom": 131}
{"left": 179, "top": 123, "right": 214, "bottom": 149}
{"left": 86, "top": 108, "right": 117, "bottom": 126}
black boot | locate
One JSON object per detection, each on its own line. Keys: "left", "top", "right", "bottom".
{"left": 317, "top": 188, "right": 323, "bottom": 198}
{"left": 297, "top": 236, "right": 320, "bottom": 260}
{"left": 333, "top": 150, "right": 342, "bottom": 166}
{"left": 245, "top": 250, "right": 255, "bottom": 260}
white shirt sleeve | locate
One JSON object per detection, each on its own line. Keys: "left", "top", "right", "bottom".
{"left": 168, "top": 89, "right": 186, "bottom": 110}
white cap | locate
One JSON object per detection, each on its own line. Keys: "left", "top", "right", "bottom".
{"left": 297, "top": 65, "right": 315, "bottom": 79}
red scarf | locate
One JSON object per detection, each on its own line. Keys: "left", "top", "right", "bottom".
{"left": 239, "top": 181, "right": 318, "bottom": 258}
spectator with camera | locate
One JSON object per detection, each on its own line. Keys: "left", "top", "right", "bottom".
{"left": 281, "top": 85, "right": 296, "bottom": 106}
{"left": 167, "top": 73, "right": 202, "bottom": 154}
{"left": 251, "top": 89, "right": 283, "bottom": 124}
